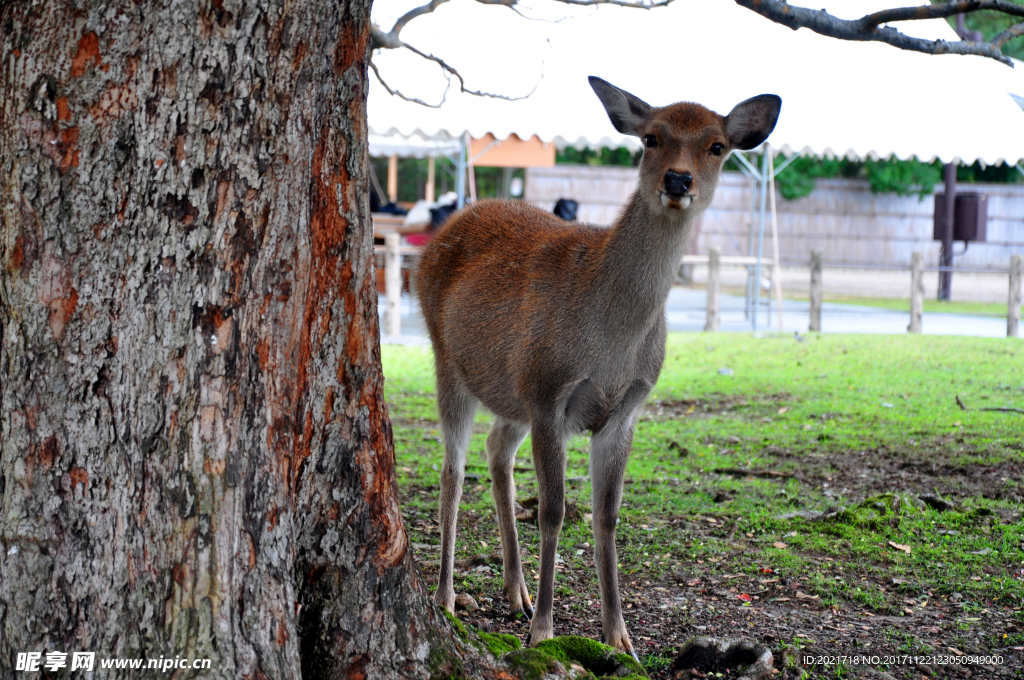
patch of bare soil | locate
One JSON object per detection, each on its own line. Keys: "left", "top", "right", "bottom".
{"left": 765, "top": 445, "right": 1024, "bottom": 504}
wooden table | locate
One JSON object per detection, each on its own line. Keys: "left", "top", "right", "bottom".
{"left": 372, "top": 213, "right": 429, "bottom": 240}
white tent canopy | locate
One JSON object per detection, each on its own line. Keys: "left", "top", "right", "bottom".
{"left": 368, "top": 131, "right": 462, "bottom": 158}
{"left": 368, "top": 0, "right": 1024, "bottom": 165}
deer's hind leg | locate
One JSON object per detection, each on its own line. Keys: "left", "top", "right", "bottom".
{"left": 433, "top": 362, "right": 479, "bottom": 612}
{"left": 487, "top": 417, "right": 532, "bottom": 619}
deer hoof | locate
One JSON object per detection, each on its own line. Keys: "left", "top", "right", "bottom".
{"left": 432, "top": 589, "right": 455, "bottom": 613}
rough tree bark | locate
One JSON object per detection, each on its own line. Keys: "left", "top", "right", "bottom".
{"left": 0, "top": 1, "right": 470, "bottom": 677}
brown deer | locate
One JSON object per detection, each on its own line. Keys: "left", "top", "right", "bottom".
{"left": 416, "top": 77, "right": 780, "bottom": 658}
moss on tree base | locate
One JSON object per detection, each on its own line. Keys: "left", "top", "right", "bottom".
{"left": 505, "top": 636, "right": 647, "bottom": 680}
{"left": 431, "top": 611, "right": 648, "bottom": 680}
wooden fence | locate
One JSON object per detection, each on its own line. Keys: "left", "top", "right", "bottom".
{"left": 524, "top": 165, "right": 1024, "bottom": 270}
{"left": 696, "top": 249, "right": 1023, "bottom": 337}
{"left": 377, "top": 240, "right": 1024, "bottom": 338}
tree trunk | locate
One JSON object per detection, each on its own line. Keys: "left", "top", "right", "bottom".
{"left": 0, "top": 1, "right": 465, "bottom": 677}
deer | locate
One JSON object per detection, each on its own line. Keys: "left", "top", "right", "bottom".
{"left": 415, "top": 77, "right": 781, "bottom": 659}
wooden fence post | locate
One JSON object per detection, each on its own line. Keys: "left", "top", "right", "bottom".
{"left": 909, "top": 251, "right": 924, "bottom": 334}
{"left": 705, "top": 248, "right": 720, "bottom": 332}
{"left": 1009, "top": 254, "right": 1023, "bottom": 338}
{"left": 387, "top": 155, "right": 398, "bottom": 204}
{"left": 384, "top": 233, "right": 401, "bottom": 337}
{"left": 809, "top": 250, "right": 822, "bottom": 332}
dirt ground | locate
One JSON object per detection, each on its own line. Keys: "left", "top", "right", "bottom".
{"left": 400, "top": 414, "right": 1024, "bottom": 679}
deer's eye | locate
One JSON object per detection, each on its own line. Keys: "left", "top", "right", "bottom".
{"left": 709, "top": 142, "right": 724, "bottom": 156}
{"left": 644, "top": 134, "right": 658, "bottom": 148}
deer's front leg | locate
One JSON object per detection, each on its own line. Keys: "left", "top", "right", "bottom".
{"left": 527, "top": 421, "right": 567, "bottom": 646}
{"left": 590, "top": 416, "right": 639, "bottom": 662}
{"left": 434, "top": 372, "right": 479, "bottom": 612}
{"left": 487, "top": 417, "right": 533, "bottom": 619}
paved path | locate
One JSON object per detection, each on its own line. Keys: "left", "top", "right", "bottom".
{"left": 379, "top": 286, "right": 1010, "bottom": 345}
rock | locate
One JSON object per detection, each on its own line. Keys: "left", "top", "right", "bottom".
{"left": 515, "top": 497, "right": 582, "bottom": 525}
{"left": 668, "top": 440, "right": 691, "bottom": 457}
{"left": 672, "top": 637, "right": 774, "bottom": 680}
{"left": 776, "top": 506, "right": 846, "bottom": 522}
{"left": 514, "top": 506, "right": 537, "bottom": 524}
{"left": 919, "top": 493, "right": 959, "bottom": 512}
{"left": 456, "top": 553, "right": 502, "bottom": 569}
{"left": 776, "top": 510, "right": 824, "bottom": 521}
{"left": 950, "top": 592, "right": 963, "bottom": 601}
{"left": 718, "top": 367, "right": 734, "bottom": 376}
{"left": 858, "top": 669, "right": 897, "bottom": 680}
{"left": 564, "top": 499, "right": 582, "bottom": 524}
{"left": 454, "top": 593, "right": 478, "bottom": 611}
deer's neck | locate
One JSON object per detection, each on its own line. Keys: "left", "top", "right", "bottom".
{"left": 596, "top": 191, "right": 696, "bottom": 335}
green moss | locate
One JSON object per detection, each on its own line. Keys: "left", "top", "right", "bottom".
{"left": 479, "top": 631, "right": 521, "bottom": 656}
{"left": 504, "top": 647, "right": 576, "bottom": 680}
{"left": 441, "top": 609, "right": 471, "bottom": 641}
{"left": 507, "top": 636, "right": 648, "bottom": 680}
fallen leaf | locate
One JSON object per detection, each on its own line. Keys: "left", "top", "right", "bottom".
{"left": 888, "top": 541, "right": 912, "bottom": 554}
{"left": 686, "top": 579, "right": 701, "bottom": 587}
{"left": 796, "top": 591, "right": 818, "bottom": 600}
{"left": 773, "top": 542, "right": 788, "bottom": 549}
{"left": 948, "top": 647, "right": 965, "bottom": 656}
{"left": 774, "top": 597, "right": 791, "bottom": 602}
{"left": 778, "top": 407, "right": 789, "bottom": 415}
{"left": 737, "top": 593, "right": 752, "bottom": 602}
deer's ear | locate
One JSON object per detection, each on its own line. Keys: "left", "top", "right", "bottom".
{"left": 724, "top": 95, "right": 782, "bottom": 150}
{"left": 589, "top": 76, "right": 651, "bottom": 137}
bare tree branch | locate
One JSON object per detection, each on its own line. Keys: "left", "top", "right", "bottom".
{"left": 400, "top": 41, "right": 543, "bottom": 100}
{"left": 861, "top": 2, "right": 1024, "bottom": 29}
{"left": 994, "top": 20, "right": 1024, "bottom": 48}
{"left": 734, "top": 0, "right": 1022, "bottom": 66}
{"left": 475, "top": 0, "right": 675, "bottom": 7}
{"left": 371, "top": 0, "right": 674, "bottom": 50}
{"left": 369, "top": 59, "right": 448, "bottom": 108}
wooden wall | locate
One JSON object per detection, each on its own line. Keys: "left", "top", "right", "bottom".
{"left": 525, "top": 165, "right": 1024, "bottom": 269}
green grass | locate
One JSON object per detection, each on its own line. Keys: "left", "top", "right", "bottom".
{"left": 719, "top": 288, "right": 1018, "bottom": 318}
{"left": 383, "top": 333, "right": 1024, "bottom": 649}
{"left": 806, "top": 295, "right": 1015, "bottom": 318}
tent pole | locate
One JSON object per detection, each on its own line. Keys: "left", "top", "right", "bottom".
{"left": 426, "top": 156, "right": 435, "bottom": 202}
{"left": 752, "top": 149, "right": 769, "bottom": 331}
{"left": 748, "top": 173, "right": 757, "bottom": 322}
{"left": 456, "top": 134, "right": 467, "bottom": 208}
{"left": 387, "top": 155, "right": 398, "bottom": 203}
{"left": 939, "top": 162, "right": 957, "bottom": 301}
{"left": 465, "top": 132, "right": 478, "bottom": 203}
{"left": 768, "top": 149, "right": 784, "bottom": 332}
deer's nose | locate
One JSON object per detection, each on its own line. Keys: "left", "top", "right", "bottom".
{"left": 663, "top": 170, "right": 692, "bottom": 195}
